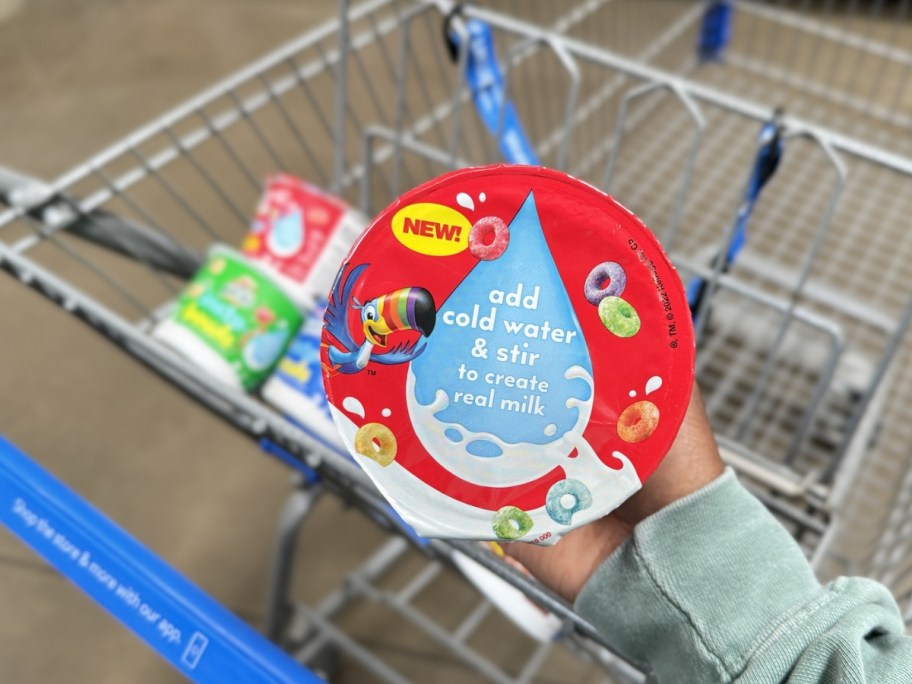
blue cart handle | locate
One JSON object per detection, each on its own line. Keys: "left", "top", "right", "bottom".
{"left": 445, "top": 8, "right": 540, "bottom": 166}
{"left": 0, "top": 437, "right": 321, "bottom": 683}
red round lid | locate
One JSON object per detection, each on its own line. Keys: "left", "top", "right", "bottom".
{"left": 321, "top": 165, "right": 694, "bottom": 544}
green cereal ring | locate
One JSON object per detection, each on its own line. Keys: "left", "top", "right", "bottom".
{"left": 598, "top": 296, "right": 641, "bottom": 338}
{"left": 492, "top": 506, "right": 534, "bottom": 540}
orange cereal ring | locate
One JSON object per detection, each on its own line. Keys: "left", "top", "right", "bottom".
{"left": 617, "top": 400, "right": 660, "bottom": 443}
{"left": 354, "top": 422, "right": 398, "bottom": 467}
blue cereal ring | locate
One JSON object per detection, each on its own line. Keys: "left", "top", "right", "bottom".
{"left": 545, "top": 479, "right": 593, "bottom": 525}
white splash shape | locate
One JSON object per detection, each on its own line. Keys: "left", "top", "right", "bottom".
{"left": 381, "top": 408, "right": 392, "bottom": 418}
{"left": 456, "top": 192, "right": 475, "bottom": 211}
{"left": 342, "top": 396, "right": 365, "bottom": 418}
{"left": 408, "top": 365, "right": 599, "bottom": 487}
{"left": 479, "top": 192, "right": 486, "bottom": 203}
{"left": 629, "top": 390, "right": 637, "bottom": 398}
{"left": 645, "top": 376, "right": 663, "bottom": 395}
{"left": 544, "top": 424, "right": 557, "bottom": 436}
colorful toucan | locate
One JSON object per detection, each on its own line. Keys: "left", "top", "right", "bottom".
{"left": 324, "top": 263, "right": 436, "bottom": 374}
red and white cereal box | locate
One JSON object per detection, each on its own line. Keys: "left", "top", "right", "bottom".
{"left": 242, "top": 174, "right": 366, "bottom": 307}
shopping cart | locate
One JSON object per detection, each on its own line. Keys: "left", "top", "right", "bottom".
{"left": 3, "top": 0, "right": 912, "bottom": 682}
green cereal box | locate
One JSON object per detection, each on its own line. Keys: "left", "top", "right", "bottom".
{"left": 154, "top": 245, "right": 303, "bottom": 391}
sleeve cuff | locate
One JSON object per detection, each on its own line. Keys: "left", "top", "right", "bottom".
{"left": 574, "top": 468, "right": 825, "bottom": 681}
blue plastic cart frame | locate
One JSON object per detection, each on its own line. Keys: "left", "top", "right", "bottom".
{"left": 0, "top": 437, "right": 321, "bottom": 683}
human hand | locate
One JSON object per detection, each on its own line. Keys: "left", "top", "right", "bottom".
{"left": 504, "top": 384, "right": 724, "bottom": 602}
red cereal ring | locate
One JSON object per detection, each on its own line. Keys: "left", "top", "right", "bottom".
{"left": 469, "top": 216, "right": 510, "bottom": 261}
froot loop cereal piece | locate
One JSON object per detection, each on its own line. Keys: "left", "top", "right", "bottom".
{"left": 469, "top": 216, "right": 510, "bottom": 261}
{"left": 354, "top": 422, "right": 398, "bottom": 467}
{"left": 584, "top": 261, "right": 627, "bottom": 305}
{"left": 598, "top": 295, "right": 641, "bottom": 337}
{"left": 491, "top": 505, "right": 534, "bottom": 540}
{"left": 617, "top": 400, "right": 660, "bottom": 443}
{"left": 545, "top": 478, "right": 593, "bottom": 525}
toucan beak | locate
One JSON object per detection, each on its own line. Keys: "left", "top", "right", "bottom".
{"left": 363, "top": 319, "right": 392, "bottom": 347}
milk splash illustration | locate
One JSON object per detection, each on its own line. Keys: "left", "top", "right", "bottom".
{"left": 408, "top": 191, "right": 608, "bottom": 487}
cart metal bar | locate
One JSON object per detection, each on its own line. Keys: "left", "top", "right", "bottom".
{"left": 295, "top": 602, "right": 411, "bottom": 684}
{"left": 452, "top": 599, "right": 494, "bottom": 644}
{"left": 734, "top": 133, "right": 848, "bottom": 440}
{"left": 741, "top": 259, "right": 894, "bottom": 335}
{"left": 350, "top": 572, "right": 521, "bottom": 684}
{"left": 0, "top": 0, "right": 671, "bottom": 254}
{"left": 265, "top": 482, "right": 325, "bottom": 642}
{"left": 724, "top": 52, "right": 912, "bottom": 133}
{"left": 824, "top": 292, "right": 912, "bottom": 484}
{"left": 737, "top": 0, "right": 912, "bottom": 69}
{"left": 16, "top": 211, "right": 160, "bottom": 318}
{"left": 289, "top": 537, "right": 411, "bottom": 659}
{"left": 515, "top": 638, "right": 559, "bottom": 684}
{"left": 1, "top": 0, "right": 411, "bottom": 243}
{"left": 0, "top": 167, "right": 201, "bottom": 279}
{"left": 718, "top": 441, "right": 824, "bottom": 502}
{"left": 500, "top": 34, "right": 580, "bottom": 169}
{"left": 686, "top": 264, "right": 847, "bottom": 468}
{"left": 396, "top": 561, "right": 442, "bottom": 605}
{"left": 334, "top": 0, "right": 351, "bottom": 191}
{"left": 452, "top": 1, "right": 912, "bottom": 178}
{"left": 603, "top": 80, "right": 706, "bottom": 249}
{"left": 40, "top": 0, "right": 393, "bottom": 196}
{"left": 543, "top": 3, "right": 705, "bottom": 176}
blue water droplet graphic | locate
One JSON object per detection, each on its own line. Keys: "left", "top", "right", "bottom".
{"left": 269, "top": 210, "right": 304, "bottom": 256}
{"left": 245, "top": 330, "right": 288, "bottom": 370}
{"left": 411, "top": 191, "right": 593, "bottom": 448}
{"left": 466, "top": 440, "right": 503, "bottom": 458}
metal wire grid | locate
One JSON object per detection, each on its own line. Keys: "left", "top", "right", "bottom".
{"left": 0, "top": 0, "right": 911, "bottom": 677}
{"left": 267, "top": 482, "right": 638, "bottom": 684}
{"left": 354, "top": 0, "right": 912, "bottom": 601}
{"left": 716, "top": 0, "right": 912, "bottom": 157}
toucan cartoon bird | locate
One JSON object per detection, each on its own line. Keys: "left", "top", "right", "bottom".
{"left": 325, "top": 263, "right": 436, "bottom": 374}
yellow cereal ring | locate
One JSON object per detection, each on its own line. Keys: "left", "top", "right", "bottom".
{"left": 354, "top": 422, "right": 398, "bottom": 467}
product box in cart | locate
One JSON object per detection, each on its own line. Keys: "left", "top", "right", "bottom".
{"left": 321, "top": 165, "right": 694, "bottom": 544}
{"left": 153, "top": 176, "right": 367, "bottom": 395}
{"left": 242, "top": 174, "right": 367, "bottom": 307}
{"left": 256, "top": 176, "right": 369, "bottom": 446}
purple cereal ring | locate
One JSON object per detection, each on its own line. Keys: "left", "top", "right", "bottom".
{"left": 584, "top": 261, "right": 626, "bottom": 305}
{"left": 469, "top": 216, "right": 510, "bottom": 261}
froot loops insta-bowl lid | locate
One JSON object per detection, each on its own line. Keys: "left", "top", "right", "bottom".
{"left": 321, "top": 165, "right": 695, "bottom": 545}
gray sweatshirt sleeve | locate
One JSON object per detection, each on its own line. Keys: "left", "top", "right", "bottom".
{"left": 574, "top": 468, "right": 912, "bottom": 683}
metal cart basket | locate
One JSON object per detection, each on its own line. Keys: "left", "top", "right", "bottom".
{"left": 4, "top": 1, "right": 912, "bottom": 681}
